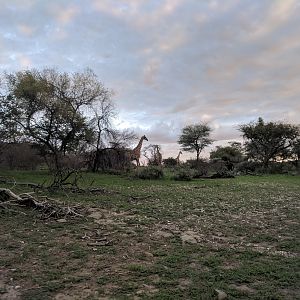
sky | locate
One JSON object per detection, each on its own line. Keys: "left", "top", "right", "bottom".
{"left": 0, "top": 0, "right": 299, "bottom": 160}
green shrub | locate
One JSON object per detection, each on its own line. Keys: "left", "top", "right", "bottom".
{"left": 134, "top": 166, "right": 164, "bottom": 180}
{"left": 236, "top": 161, "right": 262, "bottom": 174}
{"left": 266, "top": 162, "right": 297, "bottom": 174}
{"left": 162, "top": 157, "right": 177, "bottom": 167}
{"left": 172, "top": 168, "right": 194, "bottom": 181}
{"left": 183, "top": 159, "right": 209, "bottom": 177}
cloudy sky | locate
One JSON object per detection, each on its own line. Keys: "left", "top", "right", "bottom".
{"left": 1, "top": 0, "right": 299, "bottom": 160}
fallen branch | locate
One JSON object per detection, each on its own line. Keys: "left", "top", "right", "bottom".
{"left": 0, "top": 188, "right": 83, "bottom": 219}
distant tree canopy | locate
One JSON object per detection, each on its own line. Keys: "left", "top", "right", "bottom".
{"left": 178, "top": 123, "right": 213, "bottom": 161}
{"left": 210, "top": 142, "right": 244, "bottom": 163}
{"left": 239, "top": 117, "right": 299, "bottom": 167}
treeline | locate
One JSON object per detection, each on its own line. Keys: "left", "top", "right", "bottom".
{"left": 175, "top": 119, "right": 299, "bottom": 168}
{"left": 1, "top": 68, "right": 299, "bottom": 177}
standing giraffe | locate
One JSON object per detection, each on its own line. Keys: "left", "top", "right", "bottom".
{"left": 176, "top": 151, "right": 182, "bottom": 165}
{"left": 128, "top": 135, "right": 148, "bottom": 166}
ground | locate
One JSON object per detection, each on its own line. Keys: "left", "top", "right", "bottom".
{"left": 0, "top": 171, "right": 299, "bottom": 299}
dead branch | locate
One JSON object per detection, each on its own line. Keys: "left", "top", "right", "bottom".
{"left": 0, "top": 188, "right": 83, "bottom": 219}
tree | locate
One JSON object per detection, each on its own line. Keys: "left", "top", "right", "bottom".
{"left": 239, "top": 117, "right": 299, "bottom": 167}
{"left": 143, "top": 144, "right": 162, "bottom": 166}
{"left": 89, "top": 129, "right": 137, "bottom": 172}
{"left": 88, "top": 93, "right": 116, "bottom": 172}
{"left": 2, "top": 68, "right": 110, "bottom": 173}
{"left": 178, "top": 123, "right": 213, "bottom": 161}
{"left": 210, "top": 142, "right": 244, "bottom": 163}
{"left": 291, "top": 138, "right": 300, "bottom": 166}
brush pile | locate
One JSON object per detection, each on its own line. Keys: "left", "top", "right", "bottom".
{"left": 0, "top": 188, "right": 83, "bottom": 219}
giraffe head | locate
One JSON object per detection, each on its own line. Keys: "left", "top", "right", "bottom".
{"left": 142, "top": 135, "right": 148, "bottom": 141}
{"left": 179, "top": 151, "right": 182, "bottom": 155}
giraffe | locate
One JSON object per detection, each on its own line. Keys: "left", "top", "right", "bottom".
{"left": 155, "top": 145, "right": 162, "bottom": 166}
{"left": 176, "top": 151, "right": 182, "bottom": 165}
{"left": 128, "top": 135, "right": 148, "bottom": 166}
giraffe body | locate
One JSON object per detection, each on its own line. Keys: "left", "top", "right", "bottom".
{"left": 128, "top": 135, "right": 148, "bottom": 166}
{"left": 176, "top": 151, "right": 182, "bottom": 165}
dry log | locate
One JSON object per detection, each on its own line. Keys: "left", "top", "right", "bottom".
{"left": 0, "top": 188, "right": 83, "bottom": 219}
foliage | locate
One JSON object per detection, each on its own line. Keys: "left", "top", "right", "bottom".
{"left": 178, "top": 123, "right": 213, "bottom": 161}
{"left": 172, "top": 167, "right": 194, "bottom": 181}
{"left": 2, "top": 69, "right": 111, "bottom": 171}
{"left": 134, "top": 166, "right": 164, "bottom": 180}
{"left": 210, "top": 142, "right": 244, "bottom": 163}
{"left": 163, "top": 157, "right": 177, "bottom": 167}
{"left": 266, "top": 162, "right": 297, "bottom": 175}
{"left": 235, "top": 161, "right": 262, "bottom": 174}
{"left": 291, "top": 139, "right": 300, "bottom": 163}
{"left": 239, "top": 117, "right": 299, "bottom": 167}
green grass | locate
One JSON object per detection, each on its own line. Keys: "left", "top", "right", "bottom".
{"left": 0, "top": 170, "right": 299, "bottom": 299}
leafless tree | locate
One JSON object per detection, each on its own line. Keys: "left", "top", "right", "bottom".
{"left": 143, "top": 144, "right": 162, "bottom": 166}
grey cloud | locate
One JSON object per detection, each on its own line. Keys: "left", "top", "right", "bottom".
{"left": 0, "top": 0, "right": 299, "bottom": 158}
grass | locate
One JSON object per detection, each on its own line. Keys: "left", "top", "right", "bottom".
{"left": 0, "top": 170, "right": 299, "bottom": 299}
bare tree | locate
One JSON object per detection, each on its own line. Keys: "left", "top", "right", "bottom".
{"left": 143, "top": 144, "right": 162, "bottom": 166}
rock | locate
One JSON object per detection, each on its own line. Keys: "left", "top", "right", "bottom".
{"left": 215, "top": 289, "right": 227, "bottom": 300}
{"left": 180, "top": 231, "right": 201, "bottom": 244}
{"left": 229, "top": 284, "right": 255, "bottom": 294}
{"left": 154, "top": 230, "right": 173, "bottom": 238}
{"left": 178, "top": 278, "right": 192, "bottom": 290}
{"left": 57, "top": 219, "right": 67, "bottom": 223}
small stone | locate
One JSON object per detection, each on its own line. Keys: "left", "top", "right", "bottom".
{"left": 57, "top": 218, "right": 67, "bottom": 223}
{"left": 215, "top": 289, "right": 227, "bottom": 300}
{"left": 154, "top": 230, "right": 173, "bottom": 238}
{"left": 229, "top": 284, "right": 255, "bottom": 294}
{"left": 15, "top": 285, "right": 21, "bottom": 289}
{"left": 181, "top": 231, "right": 200, "bottom": 244}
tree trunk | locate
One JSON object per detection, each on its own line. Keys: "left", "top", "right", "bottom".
{"left": 196, "top": 151, "right": 200, "bottom": 162}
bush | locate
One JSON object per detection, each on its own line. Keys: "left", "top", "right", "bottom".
{"left": 236, "top": 161, "right": 298, "bottom": 175}
{"left": 183, "top": 159, "right": 209, "bottom": 177}
{"left": 163, "top": 157, "right": 177, "bottom": 167}
{"left": 266, "top": 162, "right": 297, "bottom": 174}
{"left": 134, "top": 166, "right": 164, "bottom": 180}
{"left": 209, "top": 159, "right": 228, "bottom": 174}
{"left": 172, "top": 168, "right": 194, "bottom": 181}
{"left": 235, "top": 161, "right": 262, "bottom": 174}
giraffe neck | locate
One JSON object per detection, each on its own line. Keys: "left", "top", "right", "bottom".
{"left": 133, "top": 137, "right": 144, "bottom": 154}
{"left": 176, "top": 152, "right": 181, "bottom": 160}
